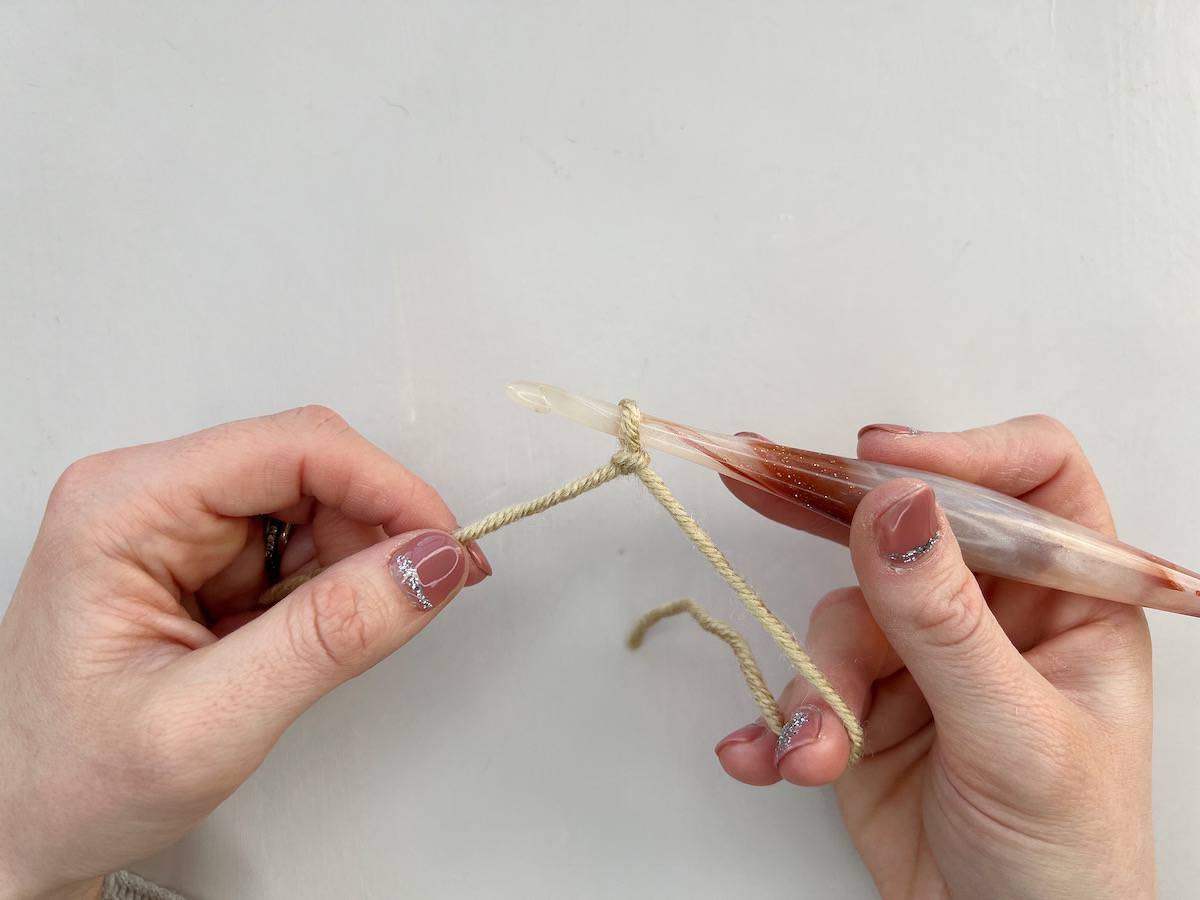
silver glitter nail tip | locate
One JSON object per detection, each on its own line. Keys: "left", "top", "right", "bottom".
{"left": 775, "top": 707, "right": 814, "bottom": 760}
{"left": 885, "top": 530, "right": 942, "bottom": 565}
{"left": 391, "top": 553, "right": 432, "bottom": 610}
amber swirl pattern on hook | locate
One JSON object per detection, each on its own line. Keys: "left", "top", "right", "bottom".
{"left": 260, "top": 399, "right": 865, "bottom": 765}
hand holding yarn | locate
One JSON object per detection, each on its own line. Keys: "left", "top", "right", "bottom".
{"left": 716, "top": 416, "right": 1156, "bottom": 900}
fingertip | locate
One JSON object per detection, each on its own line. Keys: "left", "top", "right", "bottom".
{"left": 714, "top": 723, "right": 781, "bottom": 786}
{"left": 720, "top": 474, "right": 852, "bottom": 545}
{"left": 856, "top": 427, "right": 943, "bottom": 469}
{"left": 463, "top": 540, "right": 492, "bottom": 586}
{"left": 774, "top": 705, "right": 850, "bottom": 786}
{"left": 857, "top": 426, "right": 922, "bottom": 467}
{"left": 849, "top": 478, "right": 952, "bottom": 592}
{"left": 386, "top": 529, "right": 471, "bottom": 611}
{"left": 857, "top": 423, "right": 920, "bottom": 440}
{"left": 776, "top": 727, "right": 851, "bottom": 786}
{"left": 720, "top": 473, "right": 787, "bottom": 521}
{"left": 720, "top": 472, "right": 757, "bottom": 501}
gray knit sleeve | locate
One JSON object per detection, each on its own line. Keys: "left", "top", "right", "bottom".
{"left": 101, "top": 871, "right": 188, "bottom": 900}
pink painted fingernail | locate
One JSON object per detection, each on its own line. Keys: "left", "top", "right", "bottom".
{"left": 715, "top": 721, "right": 768, "bottom": 755}
{"left": 387, "top": 531, "right": 468, "bottom": 610}
{"left": 774, "top": 706, "right": 821, "bottom": 764}
{"left": 876, "top": 485, "right": 941, "bottom": 565}
{"left": 857, "top": 423, "right": 919, "bottom": 438}
{"left": 735, "top": 431, "right": 770, "bottom": 441}
{"left": 465, "top": 540, "right": 493, "bottom": 578}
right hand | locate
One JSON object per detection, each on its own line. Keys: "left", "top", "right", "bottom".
{"left": 714, "top": 416, "right": 1155, "bottom": 899}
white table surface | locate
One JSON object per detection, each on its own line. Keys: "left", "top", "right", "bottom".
{"left": 3, "top": 3, "right": 1198, "bottom": 897}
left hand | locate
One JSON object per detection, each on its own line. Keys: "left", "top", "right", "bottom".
{"left": 0, "top": 406, "right": 489, "bottom": 899}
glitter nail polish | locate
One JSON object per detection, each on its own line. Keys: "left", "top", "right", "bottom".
{"left": 775, "top": 706, "right": 821, "bottom": 764}
{"left": 387, "top": 532, "right": 467, "bottom": 610}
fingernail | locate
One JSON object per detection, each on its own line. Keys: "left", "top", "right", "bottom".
{"left": 774, "top": 706, "right": 821, "bottom": 764}
{"left": 876, "top": 485, "right": 941, "bottom": 564}
{"left": 465, "top": 540, "right": 492, "bottom": 578}
{"left": 735, "top": 430, "right": 770, "bottom": 441}
{"left": 387, "top": 531, "right": 467, "bottom": 610}
{"left": 857, "top": 423, "right": 919, "bottom": 438}
{"left": 715, "top": 721, "right": 768, "bottom": 755}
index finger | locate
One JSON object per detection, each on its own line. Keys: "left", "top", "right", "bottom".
{"left": 723, "top": 415, "right": 1114, "bottom": 540}
{"left": 857, "top": 414, "right": 1114, "bottom": 535}
{"left": 167, "top": 404, "right": 462, "bottom": 537}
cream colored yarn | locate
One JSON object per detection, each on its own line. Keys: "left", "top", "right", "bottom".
{"left": 262, "top": 399, "right": 864, "bottom": 764}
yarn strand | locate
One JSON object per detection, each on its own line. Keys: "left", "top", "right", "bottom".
{"left": 611, "top": 401, "right": 864, "bottom": 761}
{"left": 259, "top": 399, "right": 864, "bottom": 764}
{"left": 627, "top": 598, "right": 782, "bottom": 732}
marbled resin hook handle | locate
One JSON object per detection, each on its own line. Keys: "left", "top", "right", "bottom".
{"left": 508, "top": 382, "right": 1200, "bottom": 617}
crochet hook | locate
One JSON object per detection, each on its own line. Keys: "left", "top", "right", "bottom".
{"left": 506, "top": 381, "right": 1200, "bottom": 616}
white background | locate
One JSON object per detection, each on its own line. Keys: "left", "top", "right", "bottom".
{"left": 3, "top": 2, "right": 1199, "bottom": 897}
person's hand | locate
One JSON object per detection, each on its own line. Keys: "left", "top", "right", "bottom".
{"left": 714, "top": 416, "right": 1155, "bottom": 899}
{"left": 0, "top": 406, "right": 490, "bottom": 900}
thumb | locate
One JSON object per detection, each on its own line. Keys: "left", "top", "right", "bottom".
{"left": 849, "top": 479, "right": 1048, "bottom": 747}
{"left": 176, "top": 528, "right": 471, "bottom": 747}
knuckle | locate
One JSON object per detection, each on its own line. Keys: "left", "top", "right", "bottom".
{"left": 1030, "top": 415, "right": 1082, "bottom": 456}
{"left": 268, "top": 404, "right": 353, "bottom": 441}
{"left": 1092, "top": 615, "right": 1152, "bottom": 668}
{"left": 910, "top": 567, "right": 986, "bottom": 652}
{"left": 127, "top": 704, "right": 193, "bottom": 790}
{"left": 47, "top": 452, "right": 120, "bottom": 515}
{"left": 291, "top": 577, "right": 382, "bottom": 672}
{"left": 295, "top": 403, "right": 350, "bottom": 436}
{"left": 1014, "top": 414, "right": 1083, "bottom": 463}
{"left": 1018, "top": 413, "right": 1073, "bottom": 440}
{"left": 54, "top": 453, "right": 109, "bottom": 492}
